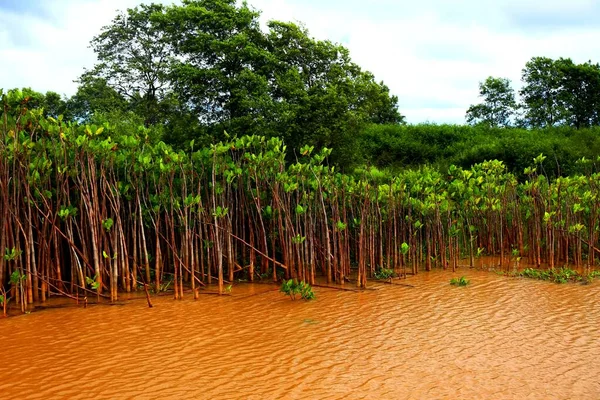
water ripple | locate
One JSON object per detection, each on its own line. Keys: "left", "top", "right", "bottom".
{"left": 0, "top": 270, "right": 599, "bottom": 399}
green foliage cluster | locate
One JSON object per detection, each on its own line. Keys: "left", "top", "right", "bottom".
{"left": 280, "top": 279, "right": 315, "bottom": 300}
{"left": 3, "top": 83, "right": 600, "bottom": 308}
{"left": 70, "top": 0, "right": 402, "bottom": 170}
{"left": 10, "top": 270, "right": 25, "bottom": 285}
{"left": 520, "top": 267, "right": 599, "bottom": 284}
{"left": 374, "top": 267, "right": 395, "bottom": 280}
{"left": 520, "top": 57, "right": 600, "bottom": 129}
{"left": 10, "top": 3, "right": 600, "bottom": 176}
{"left": 450, "top": 276, "right": 470, "bottom": 286}
{"left": 466, "top": 57, "right": 600, "bottom": 129}
{"left": 4, "top": 247, "right": 22, "bottom": 261}
{"left": 0, "top": 270, "right": 25, "bottom": 312}
{"left": 466, "top": 77, "right": 517, "bottom": 128}
{"left": 85, "top": 274, "right": 101, "bottom": 290}
{"left": 359, "top": 123, "right": 600, "bottom": 179}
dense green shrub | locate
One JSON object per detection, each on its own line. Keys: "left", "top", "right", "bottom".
{"left": 358, "top": 123, "right": 600, "bottom": 179}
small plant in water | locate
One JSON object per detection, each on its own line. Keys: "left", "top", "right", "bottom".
{"left": 150, "top": 279, "right": 172, "bottom": 293}
{"left": 85, "top": 274, "right": 101, "bottom": 290}
{"left": 511, "top": 248, "right": 522, "bottom": 271}
{"left": 8, "top": 269, "right": 27, "bottom": 313}
{"left": 450, "top": 276, "right": 470, "bottom": 286}
{"left": 280, "top": 279, "right": 315, "bottom": 300}
{"left": 583, "top": 270, "right": 600, "bottom": 284}
{"left": 4, "top": 247, "right": 22, "bottom": 261}
{"left": 520, "top": 267, "right": 583, "bottom": 284}
{"left": 476, "top": 247, "right": 485, "bottom": 258}
{"left": 374, "top": 266, "right": 394, "bottom": 280}
{"left": 0, "top": 288, "right": 8, "bottom": 317}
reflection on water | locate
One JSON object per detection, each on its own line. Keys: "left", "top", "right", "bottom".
{"left": 1, "top": 269, "right": 599, "bottom": 399}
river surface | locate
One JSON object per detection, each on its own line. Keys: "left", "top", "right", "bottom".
{"left": 1, "top": 269, "right": 599, "bottom": 399}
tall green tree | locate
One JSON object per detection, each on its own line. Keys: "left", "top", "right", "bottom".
{"left": 43, "top": 91, "right": 68, "bottom": 118}
{"left": 264, "top": 21, "right": 402, "bottom": 165}
{"left": 520, "top": 57, "right": 600, "bottom": 129}
{"left": 466, "top": 77, "right": 517, "bottom": 128}
{"left": 557, "top": 59, "right": 600, "bottom": 128}
{"left": 79, "top": 0, "right": 403, "bottom": 169}
{"left": 66, "top": 78, "right": 128, "bottom": 121}
{"left": 83, "top": 3, "right": 173, "bottom": 125}
{"left": 157, "top": 0, "right": 272, "bottom": 139}
{"left": 520, "top": 57, "right": 566, "bottom": 127}
{"left": 3, "top": 88, "right": 69, "bottom": 119}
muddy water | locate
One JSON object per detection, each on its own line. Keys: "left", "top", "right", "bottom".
{"left": 1, "top": 269, "right": 599, "bottom": 399}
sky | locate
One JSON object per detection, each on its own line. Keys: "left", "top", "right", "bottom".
{"left": 2, "top": 0, "right": 600, "bottom": 124}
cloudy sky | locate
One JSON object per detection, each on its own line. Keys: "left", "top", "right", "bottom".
{"left": 2, "top": 0, "right": 600, "bottom": 124}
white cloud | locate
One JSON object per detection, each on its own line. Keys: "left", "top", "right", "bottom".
{"left": 0, "top": 0, "right": 167, "bottom": 96}
{"left": 2, "top": 0, "right": 600, "bottom": 124}
{"left": 252, "top": 0, "right": 600, "bottom": 123}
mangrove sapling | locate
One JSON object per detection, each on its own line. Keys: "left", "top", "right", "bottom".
{"left": 450, "top": 276, "right": 470, "bottom": 286}
{"left": 511, "top": 248, "right": 522, "bottom": 273}
{"left": 554, "top": 267, "right": 581, "bottom": 283}
{"left": 279, "top": 279, "right": 315, "bottom": 300}
{"left": 85, "top": 274, "right": 101, "bottom": 291}
{"left": 155, "top": 279, "right": 173, "bottom": 293}
{"left": 374, "top": 266, "right": 394, "bottom": 281}
{"left": 397, "top": 241, "right": 410, "bottom": 277}
{"left": 475, "top": 247, "right": 485, "bottom": 268}
{"left": 298, "top": 281, "right": 315, "bottom": 300}
{"left": 583, "top": 270, "right": 600, "bottom": 284}
{"left": 0, "top": 285, "right": 9, "bottom": 317}
{"left": 5, "top": 92, "right": 600, "bottom": 315}
{"left": 13, "top": 269, "right": 27, "bottom": 312}
{"left": 5, "top": 248, "right": 26, "bottom": 312}
{"left": 520, "top": 267, "right": 583, "bottom": 284}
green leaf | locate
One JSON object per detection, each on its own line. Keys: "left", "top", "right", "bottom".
{"left": 102, "top": 218, "right": 114, "bottom": 232}
{"left": 400, "top": 242, "right": 409, "bottom": 255}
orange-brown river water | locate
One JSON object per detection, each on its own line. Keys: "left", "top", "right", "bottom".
{"left": 1, "top": 269, "right": 599, "bottom": 399}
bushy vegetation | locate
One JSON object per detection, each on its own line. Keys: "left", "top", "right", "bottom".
{"left": 359, "top": 124, "right": 600, "bottom": 179}
{"left": 72, "top": 0, "right": 402, "bottom": 170}
{"left": 3, "top": 87, "right": 600, "bottom": 314}
{"left": 520, "top": 267, "right": 600, "bottom": 284}
{"left": 3, "top": 0, "right": 600, "bottom": 316}
{"left": 7, "top": 2, "right": 600, "bottom": 176}
{"left": 450, "top": 276, "right": 470, "bottom": 287}
{"left": 467, "top": 57, "right": 600, "bottom": 130}
{"left": 374, "top": 267, "right": 395, "bottom": 280}
{"left": 279, "top": 279, "right": 315, "bottom": 301}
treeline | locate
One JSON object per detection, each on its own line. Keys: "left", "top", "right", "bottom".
{"left": 359, "top": 124, "right": 600, "bottom": 178}
{"left": 12, "top": 1, "right": 600, "bottom": 175}
{"left": 2, "top": 91, "right": 600, "bottom": 312}
{"left": 467, "top": 57, "right": 600, "bottom": 129}
{"left": 39, "top": 0, "right": 401, "bottom": 170}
